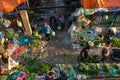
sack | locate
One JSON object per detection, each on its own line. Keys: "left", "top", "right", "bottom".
{"left": 51, "top": 31, "right": 55, "bottom": 37}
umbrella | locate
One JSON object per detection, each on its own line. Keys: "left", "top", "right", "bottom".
{"left": 0, "top": 0, "right": 25, "bottom": 13}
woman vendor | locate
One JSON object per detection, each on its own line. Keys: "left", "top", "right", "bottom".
{"left": 79, "top": 46, "right": 90, "bottom": 62}
{"left": 100, "top": 42, "right": 112, "bottom": 62}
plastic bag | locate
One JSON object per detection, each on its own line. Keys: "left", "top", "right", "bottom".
{"left": 57, "top": 26, "right": 61, "bottom": 30}
{"left": 51, "top": 31, "right": 55, "bottom": 37}
{"left": 109, "top": 67, "right": 117, "bottom": 76}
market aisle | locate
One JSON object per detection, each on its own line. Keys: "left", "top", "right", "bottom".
{"left": 39, "top": 31, "right": 80, "bottom": 66}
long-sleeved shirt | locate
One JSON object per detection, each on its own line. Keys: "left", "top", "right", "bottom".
{"left": 42, "top": 26, "right": 51, "bottom": 34}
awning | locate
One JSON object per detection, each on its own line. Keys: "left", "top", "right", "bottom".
{"left": 0, "top": 0, "right": 25, "bottom": 13}
{"left": 81, "top": 0, "right": 120, "bottom": 9}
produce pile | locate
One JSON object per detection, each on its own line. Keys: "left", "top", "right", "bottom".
{"left": 0, "top": 57, "right": 51, "bottom": 80}
{"left": 77, "top": 63, "right": 100, "bottom": 77}
{"left": 80, "top": 55, "right": 99, "bottom": 63}
{"left": 77, "top": 63, "right": 120, "bottom": 78}
{"left": 110, "top": 38, "right": 120, "bottom": 47}
{"left": 71, "top": 32, "right": 106, "bottom": 48}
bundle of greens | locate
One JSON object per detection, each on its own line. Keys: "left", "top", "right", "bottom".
{"left": 29, "top": 39, "right": 41, "bottom": 48}
{"left": 77, "top": 63, "right": 89, "bottom": 74}
{"left": 88, "top": 63, "right": 100, "bottom": 76}
{"left": 102, "top": 63, "right": 109, "bottom": 73}
{"left": 110, "top": 38, "right": 120, "bottom": 47}
{"left": 112, "top": 64, "right": 119, "bottom": 70}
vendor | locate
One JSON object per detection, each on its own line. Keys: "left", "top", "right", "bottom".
{"left": 42, "top": 22, "right": 52, "bottom": 41}
{"left": 79, "top": 46, "right": 90, "bottom": 62}
{"left": 100, "top": 42, "right": 112, "bottom": 62}
{"left": 104, "top": 29, "right": 115, "bottom": 43}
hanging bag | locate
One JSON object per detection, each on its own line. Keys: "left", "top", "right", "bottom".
{"left": 48, "top": 25, "right": 55, "bottom": 37}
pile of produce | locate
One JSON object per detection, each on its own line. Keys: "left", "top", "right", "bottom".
{"left": 2, "top": 57, "right": 51, "bottom": 80}
{"left": 88, "top": 63, "right": 100, "bottom": 76}
{"left": 77, "top": 63, "right": 89, "bottom": 74}
{"left": 102, "top": 63, "right": 109, "bottom": 73}
{"left": 82, "top": 55, "right": 98, "bottom": 63}
{"left": 110, "top": 38, "right": 120, "bottom": 47}
{"left": 6, "top": 32, "right": 13, "bottom": 40}
{"left": 77, "top": 63, "right": 100, "bottom": 77}
{"left": 77, "top": 63, "right": 120, "bottom": 78}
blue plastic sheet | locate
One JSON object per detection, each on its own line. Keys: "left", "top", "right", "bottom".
{"left": 0, "top": 33, "right": 2, "bottom": 39}
{"left": 16, "top": 2, "right": 25, "bottom": 9}
{"left": 17, "top": 36, "right": 32, "bottom": 45}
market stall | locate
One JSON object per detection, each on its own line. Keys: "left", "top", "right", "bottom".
{"left": 69, "top": 7, "right": 120, "bottom": 49}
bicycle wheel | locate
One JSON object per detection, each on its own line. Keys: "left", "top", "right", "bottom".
{"left": 111, "top": 52, "right": 120, "bottom": 61}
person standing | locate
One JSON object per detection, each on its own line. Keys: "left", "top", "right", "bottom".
{"left": 42, "top": 22, "right": 51, "bottom": 41}
{"left": 78, "top": 46, "right": 90, "bottom": 62}
{"left": 101, "top": 42, "right": 112, "bottom": 62}
{"left": 49, "top": 9, "right": 57, "bottom": 30}
{"left": 58, "top": 14, "right": 65, "bottom": 30}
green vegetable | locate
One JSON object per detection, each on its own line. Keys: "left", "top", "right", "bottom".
{"left": 83, "top": 55, "right": 97, "bottom": 63}
{"left": 110, "top": 38, "right": 120, "bottom": 47}
{"left": 29, "top": 39, "right": 41, "bottom": 48}
{"left": 88, "top": 64, "right": 99, "bottom": 76}
{"left": 37, "top": 62, "right": 51, "bottom": 75}
{"left": 96, "top": 64, "right": 100, "bottom": 70}
{"left": 94, "top": 40, "right": 101, "bottom": 46}
{"left": 80, "top": 41, "right": 87, "bottom": 47}
{"left": 112, "top": 64, "right": 119, "bottom": 70}
{"left": 117, "top": 69, "right": 120, "bottom": 74}
{"left": 6, "top": 32, "right": 13, "bottom": 40}
{"left": 0, "top": 75, "right": 8, "bottom": 80}
{"left": 78, "top": 63, "right": 89, "bottom": 73}
{"left": 79, "top": 36, "right": 85, "bottom": 41}
{"left": 102, "top": 63, "right": 109, "bottom": 73}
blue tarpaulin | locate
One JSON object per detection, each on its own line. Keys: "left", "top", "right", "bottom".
{"left": 17, "top": 36, "right": 32, "bottom": 45}
{"left": 16, "top": 2, "right": 25, "bottom": 9}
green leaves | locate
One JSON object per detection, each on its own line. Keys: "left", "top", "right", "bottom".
{"left": 6, "top": 32, "right": 13, "bottom": 40}
{"left": 110, "top": 38, "right": 120, "bottom": 47}
{"left": 37, "top": 63, "right": 51, "bottom": 75}
{"left": 102, "top": 63, "right": 109, "bottom": 73}
{"left": 21, "top": 57, "right": 51, "bottom": 75}
{"left": 82, "top": 55, "right": 97, "bottom": 63}
{"left": 77, "top": 63, "right": 100, "bottom": 77}
{"left": 88, "top": 64, "right": 100, "bottom": 76}
{"left": 78, "top": 63, "right": 89, "bottom": 73}
{"left": 112, "top": 64, "right": 119, "bottom": 70}
{"left": 29, "top": 39, "right": 41, "bottom": 48}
